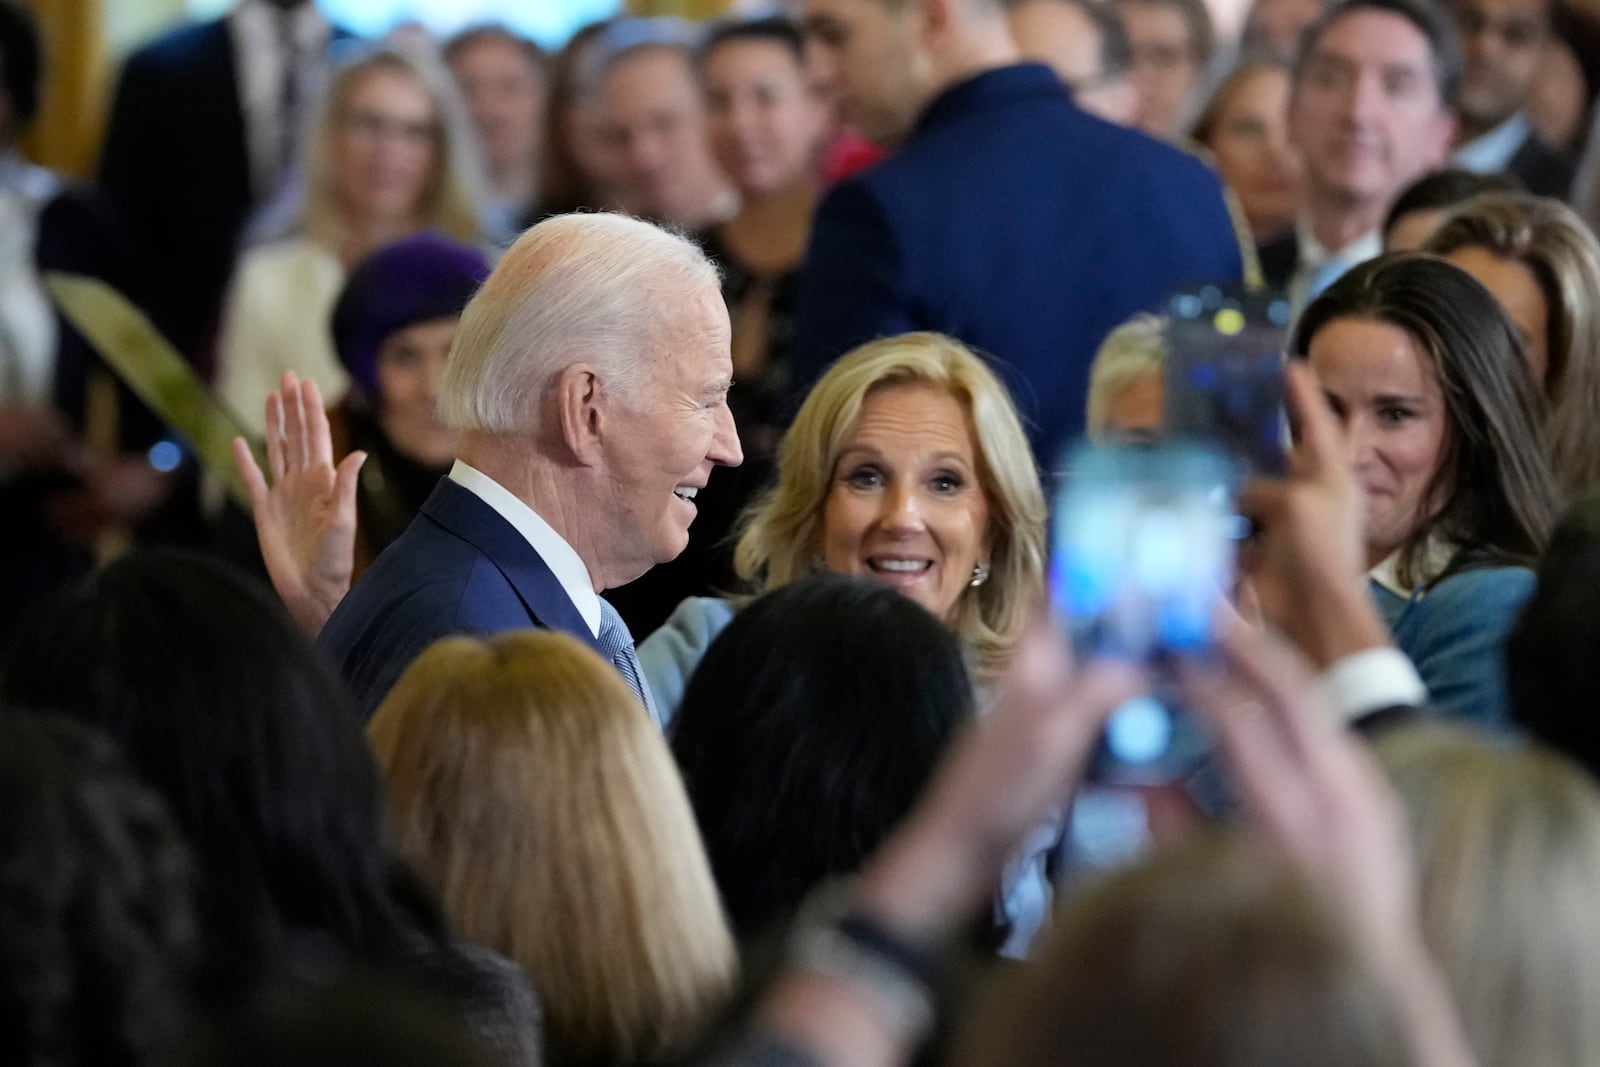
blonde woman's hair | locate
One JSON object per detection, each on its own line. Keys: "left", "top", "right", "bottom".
{"left": 1376, "top": 723, "right": 1600, "bottom": 1067}
{"left": 1086, "top": 313, "right": 1167, "bottom": 439}
{"left": 733, "top": 333, "right": 1047, "bottom": 680}
{"left": 301, "top": 47, "right": 483, "bottom": 249}
{"left": 1425, "top": 192, "right": 1600, "bottom": 498}
{"left": 368, "top": 630, "right": 737, "bottom": 1066}
{"left": 958, "top": 833, "right": 1407, "bottom": 1067}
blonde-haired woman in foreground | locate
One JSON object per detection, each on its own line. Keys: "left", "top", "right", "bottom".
{"left": 368, "top": 629, "right": 738, "bottom": 1067}
{"left": 1376, "top": 723, "right": 1600, "bottom": 1067}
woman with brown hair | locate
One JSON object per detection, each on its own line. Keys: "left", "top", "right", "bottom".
{"left": 1424, "top": 191, "right": 1600, "bottom": 498}
{"left": 368, "top": 629, "right": 738, "bottom": 1067}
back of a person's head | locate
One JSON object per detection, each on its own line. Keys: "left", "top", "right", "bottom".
{"left": 1383, "top": 167, "right": 1520, "bottom": 240}
{"left": 671, "top": 575, "right": 976, "bottom": 940}
{"left": 1509, "top": 491, "right": 1600, "bottom": 779}
{"left": 369, "top": 628, "right": 736, "bottom": 1066}
{"left": 1375, "top": 723, "right": 1600, "bottom": 1067}
{"left": 958, "top": 835, "right": 1408, "bottom": 1067}
{"left": 0, "top": 711, "right": 197, "bottom": 1066}
{"left": 0, "top": 549, "right": 411, "bottom": 998}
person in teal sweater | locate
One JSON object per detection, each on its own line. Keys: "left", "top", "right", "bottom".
{"left": 1290, "top": 254, "right": 1562, "bottom": 729}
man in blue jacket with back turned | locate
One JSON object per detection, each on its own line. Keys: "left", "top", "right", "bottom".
{"left": 793, "top": 0, "right": 1244, "bottom": 467}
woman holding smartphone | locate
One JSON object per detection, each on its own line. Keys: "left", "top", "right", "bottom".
{"left": 1286, "top": 254, "right": 1560, "bottom": 729}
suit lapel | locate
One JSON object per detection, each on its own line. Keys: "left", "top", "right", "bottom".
{"left": 418, "top": 478, "right": 600, "bottom": 649}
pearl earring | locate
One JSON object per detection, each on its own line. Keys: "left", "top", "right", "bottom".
{"left": 969, "top": 561, "right": 990, "bottom": 588}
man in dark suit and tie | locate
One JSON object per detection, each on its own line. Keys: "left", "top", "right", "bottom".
{"left": 98, "top": 0, "right": 342, "bottom": 370}
{"left": 317, "top": 213, "right": 743, "bottom": 721}
{"left": 791, "top": 0, "right": 1245, "bottom": 467}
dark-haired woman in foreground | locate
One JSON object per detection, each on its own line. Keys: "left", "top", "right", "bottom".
{"left": 0, "top": 550, "right": 542, "bottom": 1065}
{"left": 671, "top": 575, "right": 975, "bottom": 943}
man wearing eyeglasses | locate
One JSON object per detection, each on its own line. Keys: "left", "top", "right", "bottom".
{"left": 1449, "top": 0, "right": 1575, "bottom": 195}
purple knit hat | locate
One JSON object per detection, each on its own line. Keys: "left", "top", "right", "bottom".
{"left": 331, "top": 232, "right": 492, "bottom": 405}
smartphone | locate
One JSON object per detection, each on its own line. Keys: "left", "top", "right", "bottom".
{"left": 1049, "top": 441, "right": 1242, "bottom": 784}
{"left": 1163, "top": 286, "right": 1292, "bottom": 476}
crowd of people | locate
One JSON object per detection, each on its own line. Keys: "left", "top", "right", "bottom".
{"left": 6, "top": 0, "right": 1600, "bottom": 1062}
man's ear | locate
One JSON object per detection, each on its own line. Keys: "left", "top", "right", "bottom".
{"left": 554, "top": 363, "right": 605, "bottom": 467}
{"left": 916, "top": 0, "right": 957, "bottom": 49}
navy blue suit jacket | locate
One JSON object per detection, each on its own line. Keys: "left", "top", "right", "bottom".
{"left": 319, "top": 478, "right": 603, "bottom": 720}
{"left": 791, "top": 64, "right": 1244, "bottom": 467}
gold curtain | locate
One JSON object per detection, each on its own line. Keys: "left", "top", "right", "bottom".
{"left": 624, "top": 0, "right": 738, "bottom": 20}
{"left": 18, "top": 0, "right": 188, "bottom": 179}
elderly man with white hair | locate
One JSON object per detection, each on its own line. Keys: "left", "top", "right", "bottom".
{"left": 316, "top": 213, "right": 742, "bottom": 721}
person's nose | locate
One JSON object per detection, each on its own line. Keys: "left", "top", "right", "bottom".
{"left": 1343, "top": 71, "right": 1384, "bottom": 125}
{"left": 1345, "top": 414, "right": 1378, "bottom": 470}
{"left": 880, "top": 480, "right": 925, "bottom": 534}
{"left": 709, "top": 401, "right": 743, "bottom": 468}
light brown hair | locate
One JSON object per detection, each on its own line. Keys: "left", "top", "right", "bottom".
{"left": 302, "top": 48, "right": 482, "bottom": 249}
{"left": 368, "top": 630, "right": 737, "bottom": 1066}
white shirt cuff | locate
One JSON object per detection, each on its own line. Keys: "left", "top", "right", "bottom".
{"left": 1316, "top": 647, "right": 1429, "bottom": 724}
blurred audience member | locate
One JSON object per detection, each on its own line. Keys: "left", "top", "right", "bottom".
{"left": 672, "top": 575, "right": 976, "bottom": 944}
{"left": 1114, "top": 0, "right": 1216, "bottom": 138}
{"left": 1275, "top": 0, "right": 1459, "bottom": 306}
{"left": 217, "top": 47, "right": 482, "bottom": 437}
{"left": 1290, "top": 254, "right": 1559, "bottom": 726}
{"left": 594, "top": 21, "right": 736, "bottom": 229}
{"left": 370, "top": 629, "right": 736, "bottom": 1067}
{"left": 959, "top": 836, "right": 1409, "bottom": 1067}
{"left": 605, "top": 16, "right": 828, "bottom": 639}
{"left": 0, "top": 712, "right": 198, "bottom": 1067}
{"left": 326, "top": 234, "right": 488, "bottom": 568}
{"left": 315, "top": 215, "right": 740, "bottom": 720}
{"left": 444, "top": 26, "right": 547, "bottom": 241}
{"left": 1380, "top": 165, "right": 1517, "bottom": 249}
{"left": 1005, "top": 0, "right": 1139, "bottom": 124}
{"left": 1191, "top": 54, "right": 1303, "bottom": 281}
{"left": 1448, "top": 0, "right": 1575, "bottom": 195}
{"left": 1424, "top": 192, "right": 1600, "bottom": 497}
{"left": 1086, "top": 313, "right": 1166, "bottom": 443}
{"left": 698, "top": 17, "right": 827, "bottom": 444}
{"left": 793, "top": 0, "right": 1243, "bottom": 463}
{"left": 1377, "top": 723, "right": 1600, "bottom": 1067}
{"left": 537, "top": 19, "right": 624, "bottom": 216}
{"left": 99, "top": 0, "right": 348, "bottom": 369}
{"left": 0, "top": 550, "right": 543, "bottom": 1064}
{"left": 1507, "top": 490, "right": 1600, "bottom": 781}
{"left": 1527, "top": 7, "right": 1597, "bottom": 156}
{"left": 1241, "top": 0, "right": 1332, "bottom": 57}
{"left": 0, "top": 1, "right": 179, "bottom": 645}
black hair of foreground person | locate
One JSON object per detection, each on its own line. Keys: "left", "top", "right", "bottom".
{"left": 1508, "top": 490, "right": 1600, "bottom": 782}
{"left": 671, "top": 574, "right": 976, "bottom": 941}
{"left": 0, "top": 549, "right": 537, "bottom": 1054}
{"left": 0, "top": 711, "right": 198, "bottom": 1067}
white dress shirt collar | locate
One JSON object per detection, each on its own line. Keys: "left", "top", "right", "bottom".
{"left": 448, "top": 460, "right": 602, "bottom": 637}
{"left": 1291, "top": 219, "right": 1382, "bottom": 308}
{"left": 1454, "top": 112, "right": 1532, "bottom": 174}
{"left": 229, "top": 0, "right": 333, "bottom": 202}
{"left": 1368, "top": 536, "right": 1458, "bottom": 599}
